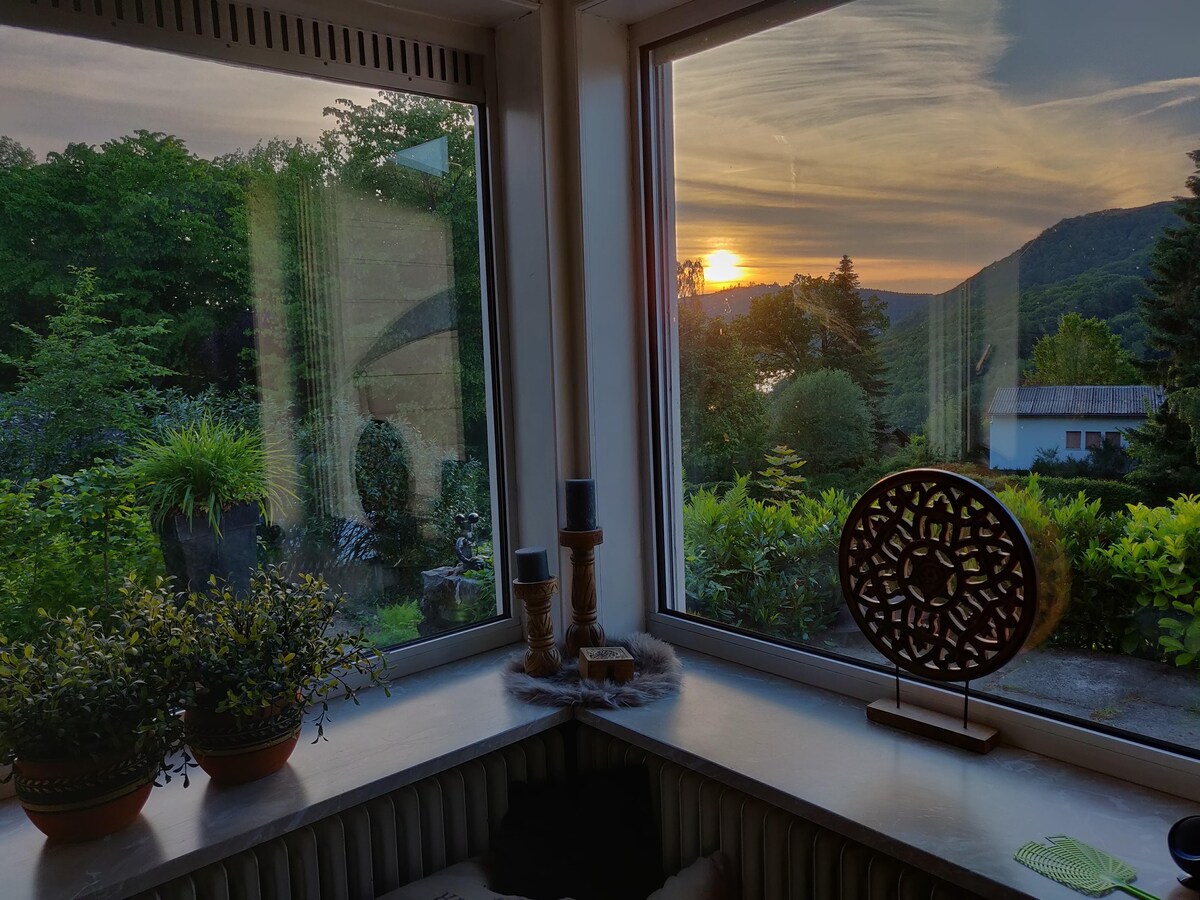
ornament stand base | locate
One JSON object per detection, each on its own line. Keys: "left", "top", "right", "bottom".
{"left": 866, "top": 699, "right": 999, "bottom": 754}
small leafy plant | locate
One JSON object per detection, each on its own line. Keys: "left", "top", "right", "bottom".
{"left": 0, "top": 588, "right": 187, "bottom": 775}
{"left": 126, "top": 417, "right": 286, "bottom": 535}
{"left": 166, "top": 567, "right": 389, "bottom": 738}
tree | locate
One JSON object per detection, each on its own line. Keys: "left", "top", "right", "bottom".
{"left": 0, "top": 269, "right": 171, "bottom": 477}
{"left": 0, "top": 137, "right": 34, "bottom": 169}
{"left": 677, "top": 259, "right": 705, "bottom": 309}
{"left": 772, "top": 368, "right": 874, "bottom": 472}
{"left": 738, "top": 256, "right": 888, "bottom": 410}
{"left": 1128, "top": 148, "right": 1200, "bottom": 498}
{"left": 1025, "top": 313, "right": 1140, "bottom": 386}
{"left": 678, "top": 304, "right": 768, "bottom": 484}
{"left": 0, "top": 132, "right": 250, "bottom": 391}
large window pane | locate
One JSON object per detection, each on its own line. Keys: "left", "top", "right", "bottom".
{"left": 0, "top": 26, "right": 501, "bottom": 649}
{"left": 665, "top": 0, "right": 1200, "bottom": 753}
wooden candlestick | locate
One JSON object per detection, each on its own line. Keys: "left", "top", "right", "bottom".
{"left": 512, "top": 577, "right": 561, "bottom": 677}
{"left": 559, "top": 528, "right": 604, "bottom": 657}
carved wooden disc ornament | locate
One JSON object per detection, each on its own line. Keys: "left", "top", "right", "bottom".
{"left": 838, "top": 469, "right": 1038, "bottom": 682}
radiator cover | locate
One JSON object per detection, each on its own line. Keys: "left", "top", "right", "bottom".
{"left": 135, "top": 725, "right": 980, "bottom": 900}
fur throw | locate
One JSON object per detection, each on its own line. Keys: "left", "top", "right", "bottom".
{"left": 502, "top": 633, "right": 681, "bottom": 709}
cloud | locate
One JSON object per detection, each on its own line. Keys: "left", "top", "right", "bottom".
{"left": 0, "top": 25, "right": 381, "bottom": 159}
{"left": 671, "top": 0, "right": 1200, "bottom": 293}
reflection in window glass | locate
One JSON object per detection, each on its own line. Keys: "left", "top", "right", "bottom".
{"left": 666, "top": 0, "right": 1200, "bottom": 752}
{"left": 0, "top": 27, "right": 500, "bottom": 649}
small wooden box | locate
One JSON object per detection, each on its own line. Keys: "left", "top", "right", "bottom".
{"left": 578, "top": 646, "right": 635, "bottom": 683}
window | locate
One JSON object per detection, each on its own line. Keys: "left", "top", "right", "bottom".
{"left": 0, "top": 25, "right": 508, "bottom": 655}
{"left": 646, "top": 0, "right": 1200, "bottom": 761}
{"left": 1105, "top": 431, "right": 1122, "bottom": 448}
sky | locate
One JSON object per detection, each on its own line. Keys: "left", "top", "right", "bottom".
{"left": 0, "top": 25, "right": 381, "bottom": 160}
{"left": 672, "top": 0, "right": 1200, "bottom": 293}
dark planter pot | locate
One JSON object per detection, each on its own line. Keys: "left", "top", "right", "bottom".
{"left": 157, "top": 501, "right": 260, "bottom": 596}
{"left": 185, "top": 703, "right": 302, "bottom": 786}
{"left": 14, "top": 751, "right": 158, "bottom": 842}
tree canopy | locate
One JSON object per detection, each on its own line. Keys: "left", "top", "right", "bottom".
{"left": 772, "top": 368, "right": 874, "bottom": 472}
{"left": 1025, "top": 313, "right": 1140, "bottom": 386}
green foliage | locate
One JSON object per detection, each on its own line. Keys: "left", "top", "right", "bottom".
{"left": 157, "top": 568, "right": 387, "bottom": 735}
{"left": 371, "top": 601, "right": 423, "bottom": 646}
{"left": 1102, "top": 496, "right": 1200, "bottom": 668}
{"left": 683, "top": 476, "right": 849, "bottom": 642}
{"left": 1129, "top": 148, "right": 1200, "bottom": 499}
{"left": 738, "top": 256, "right": 888, "bottom": 412}
{"left": 0, "top": 465, "right": 162, "bottom": 642}
{"left": 0, "top": 589, "right": 188, "bottom": 769}
{"left": 1025, "top": 313, "right": 1140, "bottom": 386}
{"left": 754, "top": 445, "right": 807, "bottom": 505}
{"left": 354, "top": 419, "right": 413, "bottom": 537}
{"left": 0, "top": 132, "right": 251, "bottom": 391}
{"left": 127, "top": 417, "right": 282, "bottom": 534}
{"left": 678, "top": 304, "right": 768, "bottom": 483}
{"left": 0, "top": 269, "right": 171, "bottom": 479}
{"left": 1025, "top": 475, "right": 1142, "bottom": 515}
{"left": 773, "top": 369, "right": 874, "bottom": 471}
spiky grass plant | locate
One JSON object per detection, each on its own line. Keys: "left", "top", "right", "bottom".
{"left": 127, "top": 417, "right": 286, "bottom": 536}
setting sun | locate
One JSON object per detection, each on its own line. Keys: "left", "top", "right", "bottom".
{"left": 704, "top": 249, "right": 744, "bottom": 286}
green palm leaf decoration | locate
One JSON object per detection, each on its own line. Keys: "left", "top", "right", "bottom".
{"left": 1015, "top": 835, "right": 1160, "bottom": 899}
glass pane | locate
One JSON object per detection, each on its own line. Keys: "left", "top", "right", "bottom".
{"left": 667, "top": 0, "right": 1200, "bottom": 752}
{"left": 0, "top": 26, "right": 500, "bottom": 649}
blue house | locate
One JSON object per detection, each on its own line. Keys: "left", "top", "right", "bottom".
{"left": 987, "top": 385, "right": 1164, "bottom": 470}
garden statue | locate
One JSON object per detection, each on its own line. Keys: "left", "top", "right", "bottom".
{"left": 454, "top": 512, "right": 487, "bottom": 569}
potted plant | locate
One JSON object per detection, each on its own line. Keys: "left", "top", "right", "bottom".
{"left": 127, "top": 417, "right": 287, "bottom": 595}
{"left": 0, "top": 589, "right": 188, "bottom": 841}
{"left": 174, "top": 567, "right": 387, "bottom": 785}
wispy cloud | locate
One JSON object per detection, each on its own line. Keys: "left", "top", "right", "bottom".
{"left": 672, "top": 0, "right": 1200, "bottom": 293}
{"left": 0, "top": 25, "right": 381, "bottom": 159}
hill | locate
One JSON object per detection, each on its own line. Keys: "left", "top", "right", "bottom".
{"left": 698, "top": 282, "right": 929, "bottom": 326}
{"left": 877, "top": 200, "right": 1179, "bottom": 439}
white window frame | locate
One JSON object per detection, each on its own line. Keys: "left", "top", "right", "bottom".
{"left": 0, "top": 0, "right": 533, "bottom": 681}
{"left": 632, "top": 0, "right": 1200, "bottom": 802}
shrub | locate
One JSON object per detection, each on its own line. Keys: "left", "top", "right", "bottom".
{"left": 372, "top": 601, "right": 423, "bottom": 646}
{"left": 0, "top": 465, "right": 163, "bottom": 641}
{"left": 1026, "top": 476, "right": 1141, "bottom": 516}
{"left": 683, "top": 476, "right": 849, "bottom": 642}
{"left": 1103, "top": 496, "right": 1200, "bottom": 669}
{"left": 772, "top": 369, "right": 874, "bottom": 472}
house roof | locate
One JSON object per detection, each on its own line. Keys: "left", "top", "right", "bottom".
{"left": 989, "top": 385, "right": 1165, "bottom": 418}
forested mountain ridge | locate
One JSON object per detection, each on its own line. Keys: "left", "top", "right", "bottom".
{"left": 878, "top": 199, "right": 1180, "bottom": 436}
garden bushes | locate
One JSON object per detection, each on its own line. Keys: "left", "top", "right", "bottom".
{"left": 683, "top": 476, "right": 849, "bottom": 643}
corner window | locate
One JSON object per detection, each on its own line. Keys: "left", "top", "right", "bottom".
{"left": 0, "top": 25, "right": 507, "bottom": 654}
{"left": 646, "top": 0, "right": 1200, "bottom": 759}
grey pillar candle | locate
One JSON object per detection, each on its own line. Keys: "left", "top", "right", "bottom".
{"left": 564, "top": 478, "right": 597, "bottom": 531}
{"left": 515, "top": 547, "right": 550, "bottom": 583}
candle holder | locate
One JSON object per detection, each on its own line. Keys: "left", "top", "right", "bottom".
{"left": 559, "top": 528, "right": 604, "bottom": 657}
{"left": 512, "top": 577, "right": 562, "bottom": 677}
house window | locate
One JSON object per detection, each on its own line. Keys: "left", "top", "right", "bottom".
{"left": 0, "top": 25, "right": 509, "bottom": 657}
{"left": 1105, "top": 431, "right": 1122, "bottom": 448}
{"left": 645, "top": 0, "right": 1200, "bottom": 763}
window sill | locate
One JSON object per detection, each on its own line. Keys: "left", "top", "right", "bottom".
{"left": 0, "top": 645, "right": 568, "bottom": 900}
{"left": 578, "top": 648, "right": 1196, "bottom": 900}
{"left": 3, "top": 643, "right": 1193, "bottom": 900}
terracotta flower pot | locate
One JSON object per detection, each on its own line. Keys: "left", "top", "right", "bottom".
{"left": 14, "top": 751, "right": 158, "bottom": 842}
{"left": 185, "top": 703, "right": 302, "bottom": 785}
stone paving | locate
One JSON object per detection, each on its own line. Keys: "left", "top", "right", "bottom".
{"left": 810, "top": 618, "right": 1200, "bottom": 750}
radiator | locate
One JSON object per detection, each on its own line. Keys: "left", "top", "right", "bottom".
{"left": 132, "top": 729, "right": 568, "bottom": 900}
{"left": 576, "top": 729, "right": 981, "bottom": 900}
{"left": 136, "top": 725, "right": 980, "bottom": 900}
